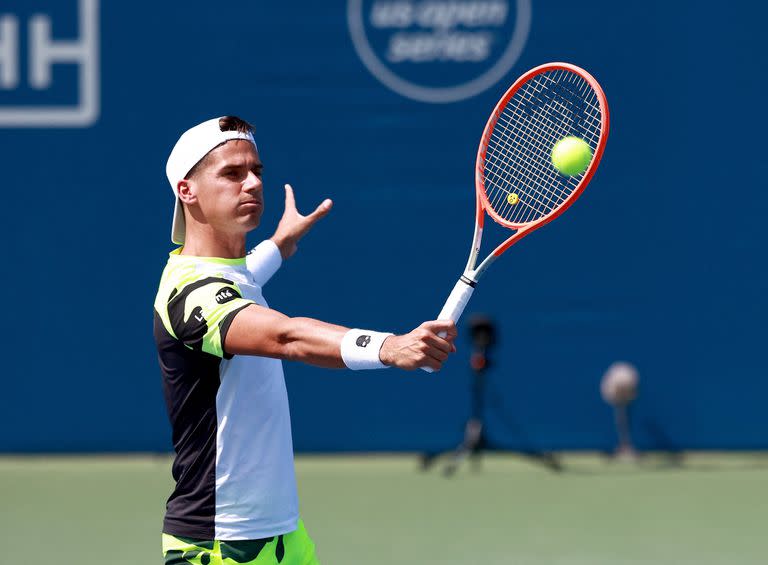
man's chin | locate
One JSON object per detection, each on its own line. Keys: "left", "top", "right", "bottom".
{"left": 240, "top": 213, "right": 262, "bottom": 233}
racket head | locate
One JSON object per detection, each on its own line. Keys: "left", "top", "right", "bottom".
{"left": 475, "top": 62, "right": 609, "bottom": 236}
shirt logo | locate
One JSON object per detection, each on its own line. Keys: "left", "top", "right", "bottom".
{"left": 0, "top": 0, "right": 100, "bottom": 128}
{"left": 356, "top": 335, "right": 372, "bottom": 347}
{"left": 347, "top": 0, "right": 531, "bottom": 103}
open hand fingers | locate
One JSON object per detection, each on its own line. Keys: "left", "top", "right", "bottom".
{"left": 284, "top": 184, "right": 297, "bottom": 211}
{"left": 285, "top": 183, "right": 332, "bottom": 226}
{"left": 308, "top": 198, "right": 333, "bottom": 222}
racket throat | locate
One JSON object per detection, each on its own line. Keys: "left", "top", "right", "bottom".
{"left": 464, "top": 223, "right": 483, "bottom": 276}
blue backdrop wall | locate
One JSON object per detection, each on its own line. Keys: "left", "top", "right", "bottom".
{"left": 1, "top": 1, "right": 766, "bottom": 452}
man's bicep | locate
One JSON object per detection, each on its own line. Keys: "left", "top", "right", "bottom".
{"left": 224, "top": 303, "right": 292, "bottom": 358}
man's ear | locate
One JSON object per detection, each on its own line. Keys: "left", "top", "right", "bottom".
{"left": 177, "top": 179, "right": 197, "bottom": 205}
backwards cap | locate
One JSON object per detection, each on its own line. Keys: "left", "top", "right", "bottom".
{"left": 165, "top": 117, "right": 257, "bottom": 245}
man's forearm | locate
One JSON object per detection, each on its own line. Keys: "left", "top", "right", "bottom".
{"left": 225, "top": 305, "right": 351, "bottom": 368}
{"left": 224, "top": 304, "right": 457, "bottom": 371}
{"left": 278, "top": 317, "right": 349, "bottom": 368}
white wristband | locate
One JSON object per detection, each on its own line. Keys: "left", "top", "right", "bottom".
{"left": 246, "top": 240, "right": 282, "bottom": 286}
{"left": 340, "top": 329, "right": 393, "bottom": 370}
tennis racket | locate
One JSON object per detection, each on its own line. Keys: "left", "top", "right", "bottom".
{"left": 424, "top": 62, "right": 609, "bottom": 371}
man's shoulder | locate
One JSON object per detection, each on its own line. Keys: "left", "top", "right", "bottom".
{"left": 154, "top": 257, "right": 255, "bottom": 358}
{"left": 155, "top": 257, "right": 242, "bottom": 310}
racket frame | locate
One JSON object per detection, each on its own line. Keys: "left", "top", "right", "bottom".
{"left": 425, "top": 63, "right": 609, "bottom": 371}
{"left": 464, "top": 61, "right": 610, "bottom": 284}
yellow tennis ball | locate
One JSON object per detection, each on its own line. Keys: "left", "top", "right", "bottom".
{"left": 507, "top": 193, "right": 519, "bottom": 205}
{"left": 551, "top": 136, "right": 592, "bottom": 176}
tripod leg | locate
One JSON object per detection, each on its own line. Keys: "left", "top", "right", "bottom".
{"left": 444, "top": 419, "right": 482, "bottom": 476}
{"left": 470, "top": 428, "right": 486, "bottom": 472}
{"left": 419, "top": 452, "right": 440, "bottom": 470}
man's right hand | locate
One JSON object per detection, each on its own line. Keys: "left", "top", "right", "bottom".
{"left": 379, "top": 320, "right": 458, "bottom": 371}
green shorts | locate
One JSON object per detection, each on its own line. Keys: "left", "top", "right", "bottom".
{"left": 162, "top": 520, "right": 319, "bottom": 565}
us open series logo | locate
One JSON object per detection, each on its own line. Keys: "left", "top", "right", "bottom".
{"left": 347, "top": 0, "right": 531, "bottom": 103}
{"left": 0, "top": 0, "right": 99, "bottom": 127}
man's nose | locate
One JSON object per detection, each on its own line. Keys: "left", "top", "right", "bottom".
{"left": 243, "top": 171, "right": 262, "bottom": 192}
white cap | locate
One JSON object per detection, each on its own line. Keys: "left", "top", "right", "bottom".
{"left": 165, "top": 117, "right": 257, "bottom": 245}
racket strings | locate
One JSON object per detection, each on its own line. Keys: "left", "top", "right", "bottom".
{"left": 486, "top": 84, "right": 571, "bottom": 218}
{"left": 493, "top": 73, "right": 599, "bottom": 222}
{"left": 487, "top": 119, "right": 567, "bottom": 222}
{"left": 491, "top": 98, "right": 589, "bottom": 215}
{"left": 488, "top": 121, "right": 564, "bottom": 213}
{"left": 488, "top": 72, "right": 601, "bottom": 223}
{"left": 482, "top": 69, "right": 603, "bottom": 226}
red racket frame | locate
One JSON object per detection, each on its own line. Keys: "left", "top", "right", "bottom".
{"left": 423, "top": 63, "right": 609, "bottom": 371}
{"left": 474, "top": 62, "right": 610, "bottom": 262}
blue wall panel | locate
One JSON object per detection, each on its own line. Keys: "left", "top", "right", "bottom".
{"left": 1, "top": 1, "right": 766, "bottom": 452}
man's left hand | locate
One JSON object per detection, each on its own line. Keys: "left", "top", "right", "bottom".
{"left": 270, "top": 184, "right": 333, "bottom": 259}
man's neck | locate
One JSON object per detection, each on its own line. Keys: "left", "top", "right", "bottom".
{"left": 180, "top": 226, "right": 247, "bottom": 259}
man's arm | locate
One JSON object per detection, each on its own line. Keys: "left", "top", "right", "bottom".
{"left": 224, "top": 304, "right": 457, "bottom": 371}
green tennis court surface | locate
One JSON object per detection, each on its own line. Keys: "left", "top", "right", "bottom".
{"left": 2, "top": 453, "right": 767, "bottom": 564}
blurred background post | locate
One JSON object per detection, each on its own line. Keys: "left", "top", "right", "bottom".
{"left": 601, "top": 361, "right": 639, "bottom": 461}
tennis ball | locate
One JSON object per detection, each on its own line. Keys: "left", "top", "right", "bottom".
{"left": 507, "top": 193, "right": 519, "bottom": 205}
{"left": 551, "top": 136, "right": 592, "bottom": 176}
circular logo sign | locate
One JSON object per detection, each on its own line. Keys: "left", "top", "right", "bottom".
{"left": 347, "top": 0, "right": 532, "bottom": 103}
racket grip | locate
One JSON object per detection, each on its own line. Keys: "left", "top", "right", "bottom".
{"left": 422, "top": 278, "right": 475, "bottom": 373}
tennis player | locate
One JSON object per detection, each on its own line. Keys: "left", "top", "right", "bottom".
{"left": 154, "top": 116, "right": 457, "bottom": 565}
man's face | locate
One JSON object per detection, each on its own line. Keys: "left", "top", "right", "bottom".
{"left": 183, "top": 139, "right": 264, "bottom": 236}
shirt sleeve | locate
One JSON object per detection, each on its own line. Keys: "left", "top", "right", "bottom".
{"left": 246, "top": 240, "right": 283, "bottom": 287}
{"left": 167, "top": 276, "right": 254, "bottom": 358}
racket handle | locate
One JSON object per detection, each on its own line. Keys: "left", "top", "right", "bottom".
{"left": 422, "top": 278, "right": 475, "bottom": 373}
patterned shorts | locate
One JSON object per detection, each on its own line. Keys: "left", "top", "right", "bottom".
{"left": 162, "top": 520, "right": 319, "bottom": 565}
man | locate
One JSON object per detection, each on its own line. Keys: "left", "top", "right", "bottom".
{"left": 155, "top": 116, "right": 457, "bottom": 564}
